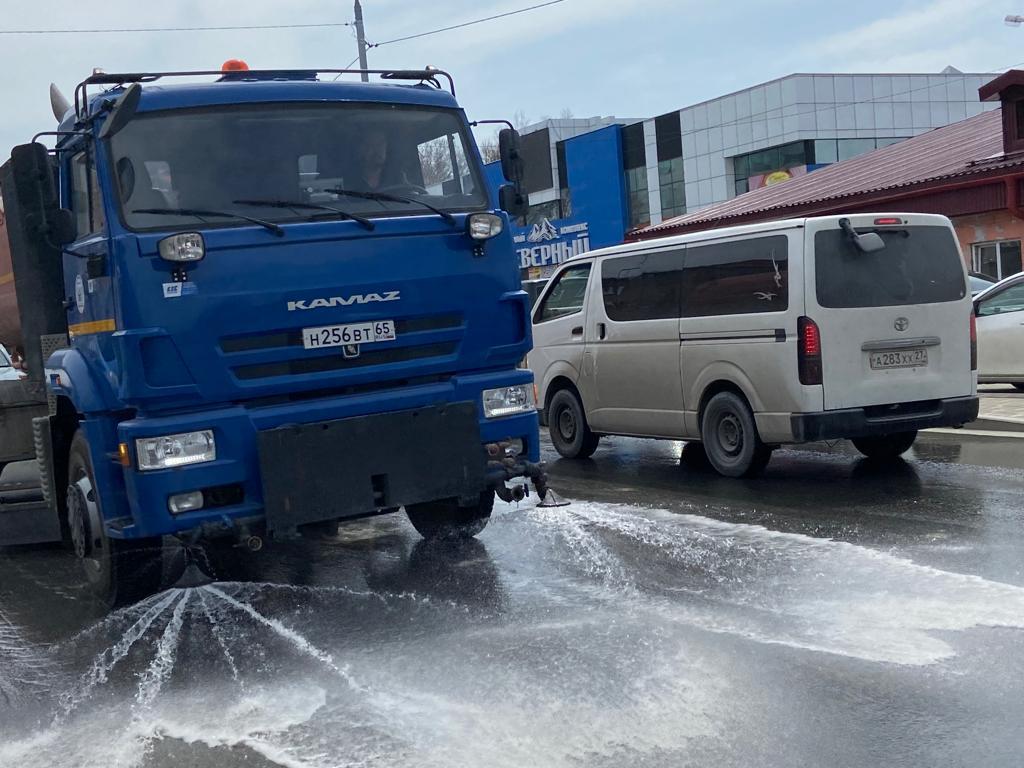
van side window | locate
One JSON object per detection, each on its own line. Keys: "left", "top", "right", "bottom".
{"left": 536, "top": 264, "right": 592, "bottom": 322}
{"left": 69, "top": 150, "right": 106, "bottom": 237}
{"left": 601, "top": 250, "right": 684, "bottom": 321}
{"left": 683, "top": 235, "right": 788, "bottom": 316}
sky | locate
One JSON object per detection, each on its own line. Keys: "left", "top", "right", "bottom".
{"left": 0, "top": 0, "right": 1022, "bottom": 157}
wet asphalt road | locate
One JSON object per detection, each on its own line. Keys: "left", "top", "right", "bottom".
{"left": 1, "top": 430, "right": 1023, "bottom": 768}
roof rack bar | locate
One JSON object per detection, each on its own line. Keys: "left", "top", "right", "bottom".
{"left": 73, "top": 68, "right": 455, "bottom": 118}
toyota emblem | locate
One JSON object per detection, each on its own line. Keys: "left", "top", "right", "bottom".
{"left": 894, "top": 317, "right": 910, "bottom": 332}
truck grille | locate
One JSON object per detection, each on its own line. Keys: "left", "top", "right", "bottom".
{"left": 220, "top": 313, "right": 464, "bottom": 383}
{"left": 232, "top": 342, "right": 458, "bottom": 381}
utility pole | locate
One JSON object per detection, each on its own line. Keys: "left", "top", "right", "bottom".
{"left": 354, "top": 0, "right": 369, "bottom": 81}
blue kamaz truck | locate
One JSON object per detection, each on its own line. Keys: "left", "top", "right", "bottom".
{"left": 0, "top": 65, "right": 553, "bottom": 605}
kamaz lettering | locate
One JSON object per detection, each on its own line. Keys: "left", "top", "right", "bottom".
{"left": 287, "top": 291, "right": 401, "bottom": 311}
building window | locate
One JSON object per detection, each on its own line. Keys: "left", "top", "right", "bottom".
{"left": 621, "top": 122, "right": 649, "bottom": 229}
{"left": 973, "top": 240, "right": 1023, "bottom": 281}
{"left": 625, "top": 166, "right": 650, "bottom": 229}
{"left": 655, "top": 112, "right": 685, "bottom": 219}
{"left": 658, "top": 157, "right": 685, "bottom": 219}
{"left": 732, "top": 137, "right": 910, "bottom": 196}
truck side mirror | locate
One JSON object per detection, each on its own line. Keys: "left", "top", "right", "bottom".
{"left": 498, "top": 128, "right": 525, "bottom": 184}
{"left": 7, "top": 142, "right": 75, "bottom": 247}
{"left": 98, "top": 82, "right": 142, "bottom": 140}
{"left": 498, "top": 128, "right": 528, "bottom": 220}
{"left": 49, "top": 208, "right": 77, "bottom": 246}
{"left": 498, "top": 183, "right": 528, "bottom": 220}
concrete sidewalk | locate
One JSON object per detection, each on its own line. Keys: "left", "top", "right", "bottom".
{"left": 973, "top": 385, "right": 1024, "bottom": 433}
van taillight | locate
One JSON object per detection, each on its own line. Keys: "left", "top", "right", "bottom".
{"left": 970, "top": 311, "right": 977, "bottom": 371}
{"left": 798, "top": 316, "right": 823, "bottom": 385}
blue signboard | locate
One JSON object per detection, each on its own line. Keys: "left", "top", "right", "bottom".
{"left": 484, "top": 124, "right": 630, "bottom": 278}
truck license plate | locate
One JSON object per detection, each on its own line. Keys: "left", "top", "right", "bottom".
{"left": 302, "top": 320, "right": 396, "bottom": 350}
{"left": 869, "top": 348, "right": 928, "bottom": 370}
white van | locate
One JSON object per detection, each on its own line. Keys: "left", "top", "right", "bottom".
{"left": 529, "top": 213, "right": 979, "bottom": 477}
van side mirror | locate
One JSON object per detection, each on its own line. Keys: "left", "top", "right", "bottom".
{"left": 499, "top": 183, "right": 528, "bottom": 220}
{"left": 838, "top": 218, "right": 886, "bottom": 253}
{"left": 854, "top": 232, "right": 885, "bottom": 253}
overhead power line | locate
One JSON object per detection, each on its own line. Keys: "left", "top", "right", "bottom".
{"left": 0, "top": 21, "right": 351, "bottom": 35}
{"left": 368, "top": 0, "right": 566, "bottom": 48}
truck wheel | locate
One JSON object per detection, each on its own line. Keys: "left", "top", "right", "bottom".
{"left": 548, "top": 389, "right": 600, "bottom": 459}
{"left": 851, "top": 431, "right": 917, "bottom": 460}
{"left": 66, "top": 431, "right": 163, "bottom": 607}
{"left": 405, "top": 491, "right": 494, "bottom": 540}
{"left": 700, "top": 392, "right": 772, "bottom": 478}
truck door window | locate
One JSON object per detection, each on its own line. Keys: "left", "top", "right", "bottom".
{"left": 601, "top": 250, "right": 684, "bottom": 321}
{"left": 682, "top": 234, "right": 789, "bottom": 316}
{"left": 536, "top": 264, "right": 592, "bottom": 322}
{"left": 69, "top": 150, "right": 106, "bottom": 236}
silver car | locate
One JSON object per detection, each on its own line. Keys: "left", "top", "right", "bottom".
{"left": 974, "top": 272, "right": 1024, "bottom": 391}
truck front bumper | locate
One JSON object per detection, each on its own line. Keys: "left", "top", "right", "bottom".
{"left": 114, "top": 370, "right": 539, "bottom": 539}
{"left": 790, "top": 396, "right": 979, "bottom": 442}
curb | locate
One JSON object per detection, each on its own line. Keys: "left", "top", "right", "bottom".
{"left": 968, "top": 416, "right": 1024, "bottom": 434}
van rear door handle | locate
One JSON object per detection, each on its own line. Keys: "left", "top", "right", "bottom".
{"left": 597, "top": 322, "right": 606, "bottom": 340}
{"left": 571, "top": 325, "right": 583, "bottom": 336}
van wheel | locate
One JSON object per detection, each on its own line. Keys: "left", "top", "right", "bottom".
{"left": 66, "top": 431, "right": 163, "bottom": 607}
{"left": 851, "top": 431, "right": 917, "bottom": 460}
{"left": 548, "top": 389, "right": 600, "bottom": 459}
{"left": 701, "top": 392, "right": 772, "bottom": 477}
{"left": 406, "top": 491, "right": 494, "bottom": 540}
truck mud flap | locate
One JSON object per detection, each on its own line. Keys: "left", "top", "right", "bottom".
{"left": 257, "top": 402, "right": 486, "bottom": 533}
{"left": 0, "top": 462, "right": 61, "bottom": 546}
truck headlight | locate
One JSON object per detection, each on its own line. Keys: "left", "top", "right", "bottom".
{"left": 482, "top": 384, "right": 536, "bottom": 419}
{"left": 467, "top": 212, "right": 504, "bottom": 240}
{"left": 158, "top": 232, "right": 205, "bottom": 262}
{"left": 136, "top": 430, "right": 216, "bottom": 471}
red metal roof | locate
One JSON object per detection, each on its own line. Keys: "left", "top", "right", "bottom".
{"left": 634, "top": 108, "right": 1022, "bottom": 239}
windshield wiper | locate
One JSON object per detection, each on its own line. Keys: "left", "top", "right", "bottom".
{"left": 132, "top": 207, "right": 285, "bottom": 236}
{"left": 324, "top": 187, "right": 456, "bottom": 225}
{"left": 232, "top": 199, "right": 374, "bottom": 231}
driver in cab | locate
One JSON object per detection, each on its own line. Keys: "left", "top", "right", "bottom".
{"left": 352, "top": 132, "right": 390, "bottom": 192}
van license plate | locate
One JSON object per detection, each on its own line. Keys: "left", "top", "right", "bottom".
{"left": 302, "top": 320, "right": 396, "bottom": 350}
{"left": 869, "top": 348, "right": 928, "bottom": 370}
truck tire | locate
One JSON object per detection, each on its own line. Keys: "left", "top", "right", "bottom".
{"left": 700, "top": 392, "right": 773, "bottom": 478}
{"left": 548, "top": 389, "right": 600, "bottom": 459}
{"left": 66, "top": 431, "right": 163, "bottom": 607}
{"left": 405, "top": 490, "right": 494, "bottom": 540}
{"left": 851, "top": 431, "right": 917, "bottom": 460}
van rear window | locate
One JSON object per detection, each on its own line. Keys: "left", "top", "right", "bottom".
{"left": 814, "top": 226, "right": 966, "bottom": 308}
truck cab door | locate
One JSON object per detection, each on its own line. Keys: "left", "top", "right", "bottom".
{"left": 62, "top": 147, "right": 115, "bottom": 356}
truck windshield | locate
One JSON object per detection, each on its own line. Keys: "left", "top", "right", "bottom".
{"left": 110, "top": 102, "right": 488, "bottom": 231}
{"left": 814, "top": 225, "right": 966, "bottom": 308}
